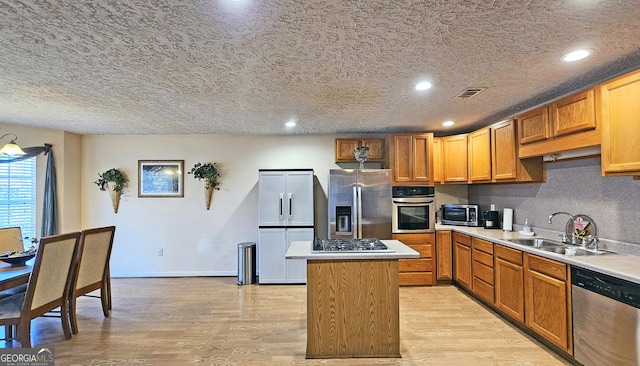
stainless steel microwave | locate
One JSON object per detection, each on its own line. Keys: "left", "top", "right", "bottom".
{"left": 441, "top": 204, "right": 480, "bottom": 226}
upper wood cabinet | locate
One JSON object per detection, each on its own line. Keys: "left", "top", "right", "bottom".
{"left": 518, "top": 106, "right": 549, "bottom": 145}
{"left": 442, "top": 134, "right": 468, "bottom": 183}
{"left": 432, "top": 137, "right": 443, "bottom": 184}
{"left": 334, "top": 138, "right": 385, "bottom": 162}
{"left": 491, "top": 120, "right": 544, "bottom": 183}
{"left": 599, "top": 69, "right": 640, "bottom": 176}
{"left": 551, "top": 89, "right": 596, "bottom": 137}
{"left": 517, "top": 88, "right": 599, "bottom": 158}
{"left": 468, "top": 128, "right": 492, "bottom": 182}
{"left": 389, "top": 133, "right": 433, "bottom": 185}
{"left": 491, "top": 120, "right": 518, "bottom": 180}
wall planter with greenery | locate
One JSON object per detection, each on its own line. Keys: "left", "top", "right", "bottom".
{"left": 188, "top": 162, "right": 221, "bottom": 210}
{"left": 95, "top": 168, "right": 128, "bottom": 213}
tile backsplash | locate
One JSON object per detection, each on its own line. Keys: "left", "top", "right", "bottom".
{"left": 468, "top": 156, "right": 640, "bottom": 247}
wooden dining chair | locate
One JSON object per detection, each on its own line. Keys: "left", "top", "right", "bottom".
{"left": 69, "top": 226, "right": 115, "bottom": 334}
{"left": 0, "top": 231, "right": 81, "bottom": 347}
{"left": 0, "top": 227, "right": 25, "bottom": 254}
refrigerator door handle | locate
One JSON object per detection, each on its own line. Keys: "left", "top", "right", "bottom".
{"left": 357, "top": 186, "right": 363, "bottom": 239}
{"left": 279, "top": 193, "right": 284, "bottom": 219}
{"left": 288, "top": 193, "right": 293, "bottom": 219}
{"left": 353, "top": 186, "right": 358, "bottom": 239}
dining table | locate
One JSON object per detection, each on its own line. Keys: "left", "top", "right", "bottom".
{"left": 0, "top": 260, "right": 32, "bottom": 339}
{"left": 0, "top": 261, "right": 32, "bottom": 291}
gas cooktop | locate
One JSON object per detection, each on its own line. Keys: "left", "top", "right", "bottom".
{"left": 312, "top": 238, "right": 394, "bottom": 253}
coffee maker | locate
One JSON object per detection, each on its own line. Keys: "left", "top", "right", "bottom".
{"left": 483, "top": 210, "right": 501, "bottom": 229}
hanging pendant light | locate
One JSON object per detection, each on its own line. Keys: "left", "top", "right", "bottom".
{"left": 0, "top": 133, "right": 26, "bottom": 155}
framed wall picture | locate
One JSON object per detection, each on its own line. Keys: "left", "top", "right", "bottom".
{"left": 138, "top": 160, "right": 184, "bottom": 197}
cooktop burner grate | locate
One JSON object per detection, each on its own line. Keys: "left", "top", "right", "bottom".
{"left": 312, "top": 238, "right": 394, "bottom": 253}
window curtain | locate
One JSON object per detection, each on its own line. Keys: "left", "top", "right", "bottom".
{"left": 0, "top": 143, "right": 58, "bottom": 237}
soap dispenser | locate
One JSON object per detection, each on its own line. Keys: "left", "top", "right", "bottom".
{"left": 519, "top": 218, "right": 535, "bottom": 236}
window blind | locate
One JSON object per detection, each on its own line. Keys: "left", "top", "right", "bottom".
{"left": 0, "top": 156, "right": 36, "bottom": 243}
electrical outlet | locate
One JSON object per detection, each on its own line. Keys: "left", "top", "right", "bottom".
{"left": 157, "top": 248, "right": 163, "bottom": 256}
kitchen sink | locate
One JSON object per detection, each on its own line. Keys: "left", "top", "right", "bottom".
{"left": 507, "top": 238, "right": 564, "bottom": 247}
{"left": 507, "top": 238, "right": 615, "bottom": 256}
{"left": 536, "top": 246, "right": 612, "bottom": 256}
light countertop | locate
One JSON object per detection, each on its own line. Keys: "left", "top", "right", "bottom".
{"left": 436, "top": 224, "right": 640, "bottom": 285}
{"left": 286, "top": 240, "right": 420, "bottom": 260}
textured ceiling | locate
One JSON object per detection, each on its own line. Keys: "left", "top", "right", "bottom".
{"left": 1, "top": 0, "right": 639, "bottom": 136}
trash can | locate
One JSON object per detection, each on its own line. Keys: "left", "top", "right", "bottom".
{"left": 237, "top": 242, "right": 256, "bottom": 285}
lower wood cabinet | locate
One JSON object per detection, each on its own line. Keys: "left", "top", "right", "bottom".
{"left": 436, "top": 230, "right": 452, "bottom": 280}
{"left": 494, "top": 244, "right": 525, "bottom": 323}
{"left": 471, "top": 237, "right": 494, "bottom": 304}
{"left": 453, "top": 235, "right": 573, "bottom": 357}
{"left": 393, "top": 233, "right": 435, "bottom": 286}
{"left": 453, "top": 233, "right": 472, "bottom": 289}
{"left": 524, "top": 253, "right": 572, "bottom": 354}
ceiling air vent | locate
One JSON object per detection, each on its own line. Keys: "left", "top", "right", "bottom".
{"left": 454, "top": 87, "right": 486, "bottom": 100}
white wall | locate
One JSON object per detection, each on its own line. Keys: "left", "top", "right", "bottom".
{"left": 82, "top": 134, "right": 376, "bottom": 277}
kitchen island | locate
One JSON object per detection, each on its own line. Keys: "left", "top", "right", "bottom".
{"left": 286, "top": 239, "right": 419, "bottom": 359}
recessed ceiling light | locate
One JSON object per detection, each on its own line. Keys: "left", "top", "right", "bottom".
{"left": 442, "top": 120, "right": 454, "bottom": 127}
{"left": 562, "top": 49, "right": 592, "bottom": 62}
{"left": 285, "top": 119, "right": 296, "bottom": 127}
{"left": 415, "top": 81, "right": 433, "bottom": 91}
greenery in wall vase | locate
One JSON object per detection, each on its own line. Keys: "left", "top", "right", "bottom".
{"left": 94, "top": 168, "right": 128, "bottom": 213}
{"left": 188, "top": 162, "right": 221, "bottom": 210}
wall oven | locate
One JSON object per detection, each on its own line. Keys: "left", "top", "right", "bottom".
{"left": 391, "top": 186, "right": 435, "bottom": 234}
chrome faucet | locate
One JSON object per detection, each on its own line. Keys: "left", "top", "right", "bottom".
{"left": 548, "top": 211, "right": 575, "bottom": 244}
{"left": 548, "top": 212, "right": 601, "bottom": 250}
{"left": 577, "top": 215, "right": 600, "bottom": 251}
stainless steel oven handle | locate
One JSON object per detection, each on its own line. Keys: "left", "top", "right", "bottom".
{"left": 392, "top": 198, "right": 434, "bottom": 204}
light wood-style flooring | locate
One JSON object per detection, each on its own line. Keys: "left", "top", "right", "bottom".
{"left": 2, "top": 277, "right": 572, "bottom": 365}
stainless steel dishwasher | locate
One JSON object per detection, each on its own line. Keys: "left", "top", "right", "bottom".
{"left": 572, "top": 267, "right": 640, "bottom": 366}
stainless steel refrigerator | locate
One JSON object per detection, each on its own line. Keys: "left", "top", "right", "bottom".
{"left": 328, "top": 169, "right": 392, "bottom": 239}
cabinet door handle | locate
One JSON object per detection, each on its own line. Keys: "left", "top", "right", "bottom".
{"left": 279, "top": 193, "right": 284, "bottom": 219}
{"left": 288, "top": 193, "right": 293, "bottom": 219}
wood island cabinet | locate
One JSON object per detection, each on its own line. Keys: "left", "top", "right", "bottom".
{"left": 335, "top": 138, "right": 385, "bottom": 162}
{"left": 494, "top": 244, "right": 525, "bottom": 323}
{"left": 517, "top": 88, "right": 599, "bottom": 158}
{"left": 389, "top": 133, "right": 433, "bottom": 185}
{"left": 393, "top": 233, "right": 435, "bottom": 286}
{"left": 467, "top": 128, "right": 492, "bottom": 182}
{"left": 453, "top": 232, "right": 472, "bottom": 290}
{"left": 442, "top": 134, "right": 468, "bottom": 183}
{"left": 471, "top": 237, "right": 494, "bottom": 304}
{"left": 436, "top": 230, "right": 452, "bottom": 280}
{"left": 524, "top": 253, "right": 572, "bottom": 354}
{"left": 599, "top": 69, "right": 640, "bottom": 177}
